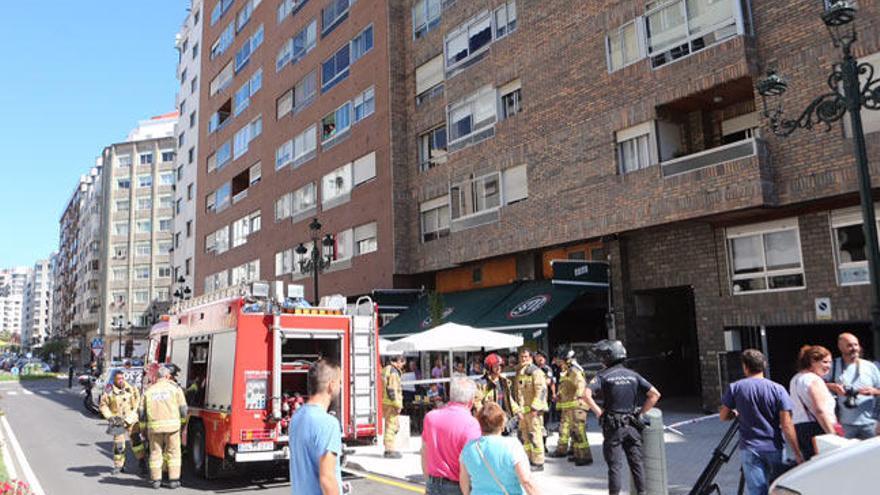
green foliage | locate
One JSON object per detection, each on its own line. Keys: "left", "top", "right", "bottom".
{"left": 427, "top": 291, "right": 445, "bottom": 329}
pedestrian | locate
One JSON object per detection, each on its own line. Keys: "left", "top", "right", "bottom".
{"left": 825, "top": 332, "right": 880, "bottom": 439}
{"left": 789, "top": 345, "right": 839, "bottom": 461}
{"left": 459, "top": 402, "right": 543, "bottom": 495}
{"left": 100, "top": 369, "right": 146, "bottom": 475}
{"left": 140, "top": 364, "right": 187, "bottom": 489}
{"left": 454, "top": 360, "right": 468, "bottom": 377}
{"left": 583, "top": 340, "right": 661, "bottom": 495}
{"left": 549, "top": 349, "right": 592, "bottom": 466}
{"left": 505, "top": 354, "right": 518, "bottom": 374}
{"left": 403, "top": 360, "right": 419, "bottom": 406}
{"left": 474, "top": 354, "right": 519, "bottom": 422}
{"left": 421, "top": 377, "right": 482, "bottom": 495}
{"left": 720, "top": 349, "right": 803, "bottom": 495}
{"left": 511, "top": 348, "right": 548, "bottom": 472}
{"left": 534, "top": 351, "right": 554, "bottom": 453}
{"left": 289, "top": 360, "right": 345, "bottom": 495}
{"left": 382, "top": 354, "right": 406, "bottom": 458}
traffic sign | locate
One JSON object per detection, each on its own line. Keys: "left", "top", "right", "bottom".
{"left": 91, "top": 338, "right": 104, "bottom": 350}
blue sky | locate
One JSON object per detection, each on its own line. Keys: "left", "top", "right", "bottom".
{"left": 0, "top": 1, "right": 184, "bottom": 267}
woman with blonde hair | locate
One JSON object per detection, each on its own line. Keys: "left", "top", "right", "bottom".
{"left": 788, "top": 345, "right": 839, "bottom": 460}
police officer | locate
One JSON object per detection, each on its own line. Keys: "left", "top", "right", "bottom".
{"left": 512, "top": 348, "right": 549, "bottom": 471}
{"left": 140, "top": 365, "right": 188, "bottom": 489}
{"left": 100, "top": 369, "right": 145, "bottom": 474}
{"left": 583, "top": 340, "right": 661, "bottom": 495}
{"left": 382, "top": 354, "right": 406, "bottom": 459}
{"left": 474, "top": 353, "right": 520, "bottom": 422}
{"left": 549, "top": 348, "right": 593, "bottom": 465}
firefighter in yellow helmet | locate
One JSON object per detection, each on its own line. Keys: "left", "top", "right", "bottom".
{"left": 549, "top": 348, "right": 593, "bottom": 465}
{"left": 140, "top": 365, "right": 188, "bottom": 489}
{"left": 382, "top": 354, "right": 406, "bottom": 458}
{"left": 512, "top": 348, "right": 549, "bottom": 471}
{"left": 100, "top": 369, "right": 145, "bottom": 474}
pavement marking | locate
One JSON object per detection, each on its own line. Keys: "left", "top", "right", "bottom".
{"left": 1, "top": 415, "right": 47, "bottom": 495}
{"left": 5, "top": 391, "right": 17, "bottom": 396}
{"left": 0, "top": 418, "right": 18, "bottom": 480}
{"left": 38, "top": 390, "right": 50, "bottom": 395}
{"left": 55, "top": 390, "right": 66, "bottom": 394}
{"left": 22, "top": 390, "right": 34, "bottom": 396}
{"left": 342, "top": 467, "right": 425, "bottom": 494}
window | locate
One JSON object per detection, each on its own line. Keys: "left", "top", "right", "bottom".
{"left": 415, "top": 55, "right": 444, "bottom": 104}
{"left": 607, "top": 20, "right": 643, "bottom": 72}
{"left": 321, "top": 0, "right": 352, "bottom": 35}
{"left": 445, "top": 11, "right": 492, "bottom": 69}
{"left": 155, "top": 288, "right": 170, "bottom": 301}
{"left": 353, "top": 151, "right": 376, "bottom": 185}
{"left": 231, "top": 259, "right": 260, "bottom": 285}
{"left": 235, "top": 24, "right": 264, "bottom": 72}
{"left": 353, "top": 86, "right": 374, "bottom": 122}
{"left": 418, "top": 126, "right": 447, "bottom": 171}
{"left": 354, "top": 222, "right": 377, "bottom": 255}
{"left": 159, "top": 218, "right": 172, "bottom": 232}
{"left": 187, "top": 183, "right": 194, "bottom": 200}
{"left": 278, "top": 0, "right": 306, "bottom": 22}
{"left": 160, "top": 172, "right": 175, "bottom": 186}
{"left": 322, "top": 163, "right": 352, "bottom": 207}
{"left": 494, "top": 1, "right": 517, "bottom": 38}
{"left": 727, "top": 219, "right": 805, "bottom": 294}
{"left": 233, "top": 115, "right": 263, "bottom": 160}
{"left": 450, "top": 172, "right": 501, "bottom": 220}
{"left": 351, "top": 25, "right": 374, "bottom": 62}
{"left": 236, "top": 0, "right": 260, "bottom": 32}
{"left": 216, "top": 140, "right": 232, "bottom": 170}
{"left": 179, "top": 132, "right": 186, "bottom": 148}
{"left": 135, "top": 242, "right": 152, "bottom": 257}
{"left": 209, "top": 99, "right": 232, "bottom": 133}
{"left": 275, "top": 193, "right": 293, "bottom": 220}
{"left": 234, "top": 69, "right": 263, "bottom": 116}
{"left": 211, "top": 0, "right": 234, "bottom": 25}
{"left": 113, "top": 268, "right": 128, "bottom": 281}
{"left": 157, "top": 266, "right": 173, "bottom": 278}
{"left": 139, "top": 153, "right": 154, "bottom": 165}
{"left": 277, "top": 124, "right": 318, "bottom": 169}
{"left": 277, "top": 70, "right": 318, "bottom": 119}
{"left": 616, "top": 122, "right": 656, "bottom": 174}
{"left": 117, "top": 155, "right": 132, "bottom": 168}
{"left": 192, "top": 42, "right": 199, "bottom": 59}
{"left": 209, "top": 61, "right": 234, "bottom": 96}
{"left": 134, "top": 290, "right": 150, "bottom": 304}
{"left": 188, "top": 147, "right": 195, "bottom": 164}
{"left": 186, "top": 258, "right": 192, "bottom": 275}
{"left": 277, "top": 19, "right": 317, "bottom": 71}
{"left": 321, "top": 43, "right": 350, "bottom": 92}
{"left": 114, "top": 222, "right": 130, "bottom": 236}
{"left": 233, "top": 211, "right": 261, "bottom": 247}
{"left": 111, "top": 292, "right": 127, "bottom": 305}
{"left": 275, "top": 141, "right": 293, "bottom": 169}
{"left": 250, "top": 162, "right": 262, "bottom": 185}
{"left": 137, "top": 197, "right": 153, "bottom": 211}
{"left": 321, "top": 102, "right": 352, "bottom": 143}
{"left": 447, "top": 86, "right": 496, "bottom": 149}
{"left": 161, "top": 150, "right": 176, "bottom": 162}
{"left": 645, "top": 0, "right": 741, "bottom": 68}
{"left": 191, "top": 75, "right": 198, "bottom": 94}
{"left": 113, "top": 245, "right": 128, "bottom": 259}
{"left": 116, "top": 199, "right": 130, "bottom": 211}
{"left": 158, "top": 240, "right": 173, "bottom": 254}
{"left": 420, "top": 197, "right": 450, "bottom": 242}
{"left": 117, "top": 178, "right": 131, "bottom": 190}
{"left": 138, "top": 175, "right": 152, "bottom": 189}
{"left": 205, "top": 271, "right": 230, "bottom": 293}
{"left": 186, "top": 221, "right": 193, "bottom": 238}
{"left": 502, "top": 164, "right": 528, "bottom": 204}
{"left": 160, "top": 194, "right": 174, "bottom": 209}
{"left": 208, "top": 226, "right": 230, "bottom": 254}
{"left": 215, "top": 182, "right": 232, "bottom": 212}
{"left": 211, "top": 21, "right": 235, "bottom": 60}
{"left": 412, "top": 0, "right": 441, "bottom": 38}
{"left": 134, "top": 265, "right": 150, "bottom": 280}
{"left": 275, "top": 249, "right": 294, "bottom": 276}
{"left": 491, "top": 81, "right": 520, "bottom": 121}
{"left": 136, "top": 220, "right": 152, "bottom": 233}
{"left": 293, "top": 182, "right": 317, "bottom": 216}
{"left": 277, "top": 90, "right": 293, "bottom": 119}
{"left": 831, "top": 207, "right": 880, "bottom": 285}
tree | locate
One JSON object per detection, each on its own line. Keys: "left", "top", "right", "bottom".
{"left": 37, "top": 339, "right": 69, "bottom": 362}
{"left": 427, "top": 291, "right": 445, "bottom": 329}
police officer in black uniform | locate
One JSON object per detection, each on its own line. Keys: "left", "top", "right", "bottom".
{"left": 583, "top": 340, "right": 661, "bottom": 495}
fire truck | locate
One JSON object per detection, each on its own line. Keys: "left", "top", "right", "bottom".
{"left": 146, "top": 282, "right": 382, "bottom": 478}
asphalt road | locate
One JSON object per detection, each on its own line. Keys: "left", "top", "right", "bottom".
{"left": 0, "top": 378, "right": 420, "bottom": 495}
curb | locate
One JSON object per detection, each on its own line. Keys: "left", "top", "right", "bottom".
{"left": 0, "top": 416, "right": 46, "bottom": 495}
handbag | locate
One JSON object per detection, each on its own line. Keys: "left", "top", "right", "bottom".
{"left": 475, "top": 439, "right": 511, "bottom": 495}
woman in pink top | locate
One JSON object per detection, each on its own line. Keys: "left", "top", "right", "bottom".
{"left": 788, "top": 345, "right": 839, "bottom": 460}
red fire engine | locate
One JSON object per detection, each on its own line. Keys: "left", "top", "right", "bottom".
{"left": 147, "top": 282, "right": 382, "bottom": 478}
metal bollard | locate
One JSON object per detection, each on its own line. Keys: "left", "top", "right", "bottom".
{"left": 633, "top": 408, "right": 668, "bottom": 495}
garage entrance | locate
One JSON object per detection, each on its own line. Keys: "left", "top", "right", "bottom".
{"left": 626, "top": 286, "right": 701, "bottom": 398}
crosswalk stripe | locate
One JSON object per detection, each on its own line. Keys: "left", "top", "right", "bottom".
{"left": 5, "top": 391, "right": 17, "bottom": 396}
{"left": 55, "top": 390, "right": 65, "bottom": 394}
{"left": 39, "top": 390, "right": 50, "bottom": 395}
{"left": 22, "top": 390, "right": 34, "bottom": 395}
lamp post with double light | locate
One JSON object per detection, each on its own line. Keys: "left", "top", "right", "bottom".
{"left": 173, "top": 275, "right": 192, "bottom": 310}
{"left": 111, "top": 317, "right": 131, "bottom": 363}
{"left": 295, "top": 218, "right": 336, "bottom": 306}
{"left": 757, "top": 1, "right": 880, "bottom": 358}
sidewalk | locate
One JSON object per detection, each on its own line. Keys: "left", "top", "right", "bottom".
{"left": 347, "top": 408, "right": 741, "bottom": 495}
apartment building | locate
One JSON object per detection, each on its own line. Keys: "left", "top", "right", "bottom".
{"left": 98, "top": 114, "right": 178, "bottom": 362}
{"left": 54, "top": 178, "right": 87, "bottom": 343}
{"left": 0, "top": 267, "right": 30, "bottom": 340}
{"left": 196, "top": 0, "right": 390, "bottom": 300}
{"left": 70, "top": 162, "right": 104, "bottom": 364}
{"left": 172, "top": 0, "right": 205, "bottom": 295}
{"left": 22, "top": 258, "right": 54, "bottom": 350}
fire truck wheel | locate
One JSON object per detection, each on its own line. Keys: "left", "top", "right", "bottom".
{"left": 188, "top": 421, "right": 222, "bottom": 479}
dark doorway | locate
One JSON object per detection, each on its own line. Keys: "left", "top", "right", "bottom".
{"left": 548, "top": 291, "right": 608, "bottom": 351}
{"left": 625, "top": 287, "right": 701, "bottom": 398}
{"left": 765, "top": 323, "right": 873, "bottom": 389}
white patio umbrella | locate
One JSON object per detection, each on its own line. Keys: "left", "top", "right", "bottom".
{"left": 378, "top": 338, "right": 402, "bottom": 356}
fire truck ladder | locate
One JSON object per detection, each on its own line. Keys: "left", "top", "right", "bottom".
{"left": 350, "top": 296, "right": 378, "bottom": 439}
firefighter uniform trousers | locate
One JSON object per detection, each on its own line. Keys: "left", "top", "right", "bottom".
{"left": 100, "top": 382, "right": 145, "bottom": 468}
{"left": 149, "top": 431, "right": 182, "bottom": 481}
{"left": 382, "top": 365, "right": 403, "bottom": 451}
{"left": 514, "top": 364, "right": 548, "bottom": 466}
{"left": 113, "top": 425, "right": 145, "bottom": 468}
{"left": 141, "top": 379, "right": 188, "bottom": 482}
{"left": 555, "top": 367, "right": 592, "bottom": 462}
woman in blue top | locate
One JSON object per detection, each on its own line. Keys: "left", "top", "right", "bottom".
{"left": 459, "top": 402, "right": 543, "bottom": 495}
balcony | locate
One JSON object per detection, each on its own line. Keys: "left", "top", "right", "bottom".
{"left": 662, "top": 137, "right": 764, "bottom": 177}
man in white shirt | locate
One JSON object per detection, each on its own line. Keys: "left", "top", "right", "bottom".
{"left": 826, "top": 333, "right": 880, "bottom": 439}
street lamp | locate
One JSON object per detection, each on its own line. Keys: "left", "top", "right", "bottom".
{"left": 294, "top": 218, "right": 336, "bottom": 305}
{"left": 111, "top": 317, "right": 131, "bottom": 363}
{"left": 173, "top": 275, "right": 192, "bottom": 303}
{"left": 757, "top": 0, "right": 880, "bottom": 359}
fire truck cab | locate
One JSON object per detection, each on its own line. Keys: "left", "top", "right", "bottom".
{"left": 147, "top": 282, "right": 381, "bottom": 478}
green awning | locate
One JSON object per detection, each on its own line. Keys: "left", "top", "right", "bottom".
{"left": 474, "top": 280, "right": 597, "bottom": 332}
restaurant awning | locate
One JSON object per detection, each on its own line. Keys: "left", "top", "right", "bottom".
{"left": 473, "top": 280, "right": 596, "bottom": 333}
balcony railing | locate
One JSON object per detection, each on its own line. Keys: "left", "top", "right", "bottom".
{"left": 661, "top": 137, "right": 763, "bottom": 178}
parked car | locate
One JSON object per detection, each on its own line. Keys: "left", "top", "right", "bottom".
{"left": 770, "top": 436, "right": 880, "bottom": 494}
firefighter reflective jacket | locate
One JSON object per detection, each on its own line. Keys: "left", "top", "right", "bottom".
{"left": 475, "top": 373, "right": 521, "bottom": 417}
{"left": 513, "top": 363, "right": 548, "bottom": 413}
{"left": 100, "top": 381, "right": 140, "bottom": 425}
{"left": 556, "top": 365, "right": 588, "bottom": 411}
{"left": 140, "top": 379, "right": 188, "bottom": 433}
{"left": 382, "top": 365, "right": 403, "bottom": 410}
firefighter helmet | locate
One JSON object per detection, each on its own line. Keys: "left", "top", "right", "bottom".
{"left": 484, "top": 353, "right": 503, "bottom": 369}
{"left": 555, "top": 347, "right": 576, "bottom": 363}
{"left": 592, "top": 339, "right": 627, "bottom": 365}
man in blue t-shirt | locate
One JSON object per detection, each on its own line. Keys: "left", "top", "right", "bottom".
{"left": 289, "top": 360, "right": 344, "bottom": 495}
{"left": 721, "top": 349, "right": 803, "bottom": 495}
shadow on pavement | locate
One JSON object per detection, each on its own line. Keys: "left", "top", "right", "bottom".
{"left": 67, "top": 465, "right": 112, "bottom": 478}
{"left": 18, "top": 378, "right": 101, "bottom": 419}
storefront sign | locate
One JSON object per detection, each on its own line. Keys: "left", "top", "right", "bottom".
{"left": 421, "top": 307, "right": 454, "bottom": 329}
{"left": 551, "top": 260, "right": 609, "bottom": 287}
{"left": 507, "top": 295, "right": 551, "bottom": 319}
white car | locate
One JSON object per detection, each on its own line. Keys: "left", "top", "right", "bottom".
{"left": 770, "top": 435, "right": 880, "bottom": 494}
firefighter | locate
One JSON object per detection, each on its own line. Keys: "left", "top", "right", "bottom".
{"left": 583, "top": 340, "right": 661, "bottom": 495}
{"left": 512, "top": 348, "right": 548, "bottom": 471}
{"left": 382, "top": 354, "right": 406, "bottom": 458}
{"left": 474, "top": 353, "right": 520, "bottom": 421}
{"left": 140, "top": 365, "right": 188, "bottom": 489}
{"left": 549, "top": 348, "right": 593, "bottom": 465}
{"left": 99, "top": 369, "right": 145, "bottom": 474}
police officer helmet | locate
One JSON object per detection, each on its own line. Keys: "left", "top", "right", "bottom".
{"left": 555, "top": 347, "right": 576, "bottom": 362}
{"left": 593, "top": 339, "right": 627, "bottom": 365}
{"left": 163, "top": 363, "right": 181, "bottom": 378}
{"left": 484, "top": 353, "right": 503, "bottom": 369}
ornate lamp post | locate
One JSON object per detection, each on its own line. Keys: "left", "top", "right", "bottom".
{"left": 173, "top": 275, "right": 192, "bottom": 307}
{"left": 757, "top": 1, "right": 880, "bottom": 358}
{"left": 295, "top": 218, "right": 336, "bottom": 306}
{"left": 111, "top": 317, "right": 131, "bottom": 362}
